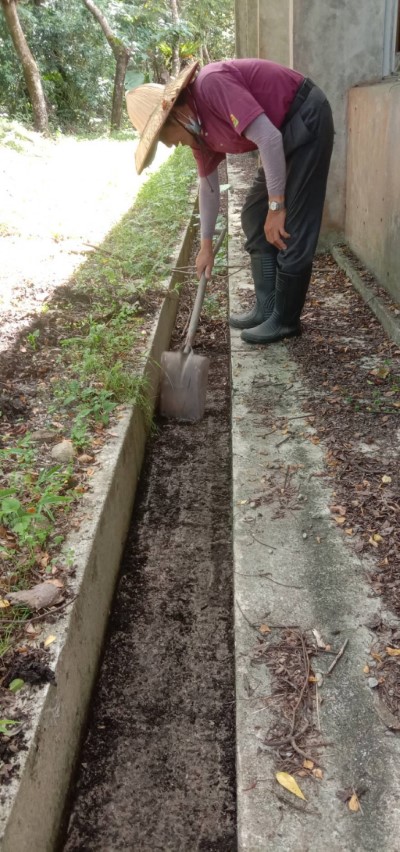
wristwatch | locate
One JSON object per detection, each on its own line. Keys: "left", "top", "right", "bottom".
{"left": 269, "top": 200, "right": 285, "bottom": 212}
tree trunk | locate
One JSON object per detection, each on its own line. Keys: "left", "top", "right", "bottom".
{"left": 1, "top": 0, "right": 48, "bottom": 133}
{"left": 111, "top": 50, "right": 130, "bottom": 130}
{"left": 202, "top": 43, "right": 211, "bottom": 64}
{"left": 82, "top": 0, "right": 131, "bottom": 131}
{"left": 169, "top": 0, "right": 180, "bottom": 77}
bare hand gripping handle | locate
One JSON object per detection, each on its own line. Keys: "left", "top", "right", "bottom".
{"left": 183, "top": 228, "right": 227, "bottom": 355}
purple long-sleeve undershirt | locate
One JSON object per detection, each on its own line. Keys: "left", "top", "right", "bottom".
{"left": 199, "top": 113, "right": 286, "bottom": 239}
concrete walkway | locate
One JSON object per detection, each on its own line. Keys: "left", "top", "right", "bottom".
{"left": 228, "top": 158, "right": 400, "bottom": 851}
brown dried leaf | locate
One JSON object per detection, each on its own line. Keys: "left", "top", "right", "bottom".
{"left": 25, "top": 623, "right": 41, "bottom": 636}
{"left": 348, "top": 793, "right": 360, "bottom": 812}
{"left": 370, "top": 366, "right": 390, "bottom": 379}
{"left": 330, "top": 505, "right": 346, "bottom": 516}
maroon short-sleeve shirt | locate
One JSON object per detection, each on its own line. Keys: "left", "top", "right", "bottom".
{"left": 188, "top": 59, "right": 304, "bottom": 177}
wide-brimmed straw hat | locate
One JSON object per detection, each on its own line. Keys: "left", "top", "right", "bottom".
{"left": 126, "top": 61, "right": 199, "bottom": 175}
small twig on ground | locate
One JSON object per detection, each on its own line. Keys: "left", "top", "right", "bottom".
{"left": 274, "top": 791, "right": 320, "bottom": 816}
{"left": 281, "top": 414, "right": 313, "bottom": 421}
{"left": 83, "top": 242, "right": 129, "bottom": 263}
{"left": 316, "top": 685, "right": 321, "bottom": 731}
{"left": 289, "top": 736, "right": 318, "bottom": 765}
{"left": 276, "top": 435, "right": 292, "bottom": 448}
{"left": 265, "top": 645, "right": 310, "bottom": 747}
{"left": 250, "top": 533, "right": 277, "bottom": 550}
{"left": 236, "top": 599, "right": 259, "bottom": 632}
{"left": 235, "top": 571, "right": 304, "bottom": 590}
{"left": 277, "top": 384, "right": 294, "bottom": 401}
{"left": 244, "top": 780, "right": 320, "bottom": 816}
{"left": 0, "top": 596, "right": 77, "bottom": 628}
{"left": 284, "top": 465, "right": 292, "bottom": 490}
{"left": 325, "top": 638, "right": 349, "bottom": 676}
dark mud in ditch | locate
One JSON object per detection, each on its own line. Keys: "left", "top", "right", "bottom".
{"left": 60, "top": 244, "right": 237, "bottom": 851}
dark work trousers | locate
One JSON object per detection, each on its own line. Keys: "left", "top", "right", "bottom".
{"left": 241, "top": 83, "right": 334, "bottom": 275}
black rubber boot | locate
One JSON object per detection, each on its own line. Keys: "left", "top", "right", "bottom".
{"left": 229, "top": 253, "right": 276, "bottom": 330}
{"left": 241, "top": 267, "right": 312, "bottom": 345}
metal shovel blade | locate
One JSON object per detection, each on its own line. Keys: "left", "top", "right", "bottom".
{"left": 159, "top": 349, "right": 210, "bottom": 421}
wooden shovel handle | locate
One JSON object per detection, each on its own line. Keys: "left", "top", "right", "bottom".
{"left": 183, "top": 227, "right": 227, "bottom": 354}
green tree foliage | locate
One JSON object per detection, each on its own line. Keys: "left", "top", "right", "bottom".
{"left": 181, "top": 0, "right": 235, "bottom": 63}
{"left": 0, "top": 0, "right": 115, "bottom": 128}
{"left": 0, "top": 0, "right": 234, "bottom": 132}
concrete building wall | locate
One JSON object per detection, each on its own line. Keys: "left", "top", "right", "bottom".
{"left": 291, "top": 1, "right": 387, "bottom": 232}
{"left": 235, "top": 0, "right": 259, "bottom": 60}
{"left": 235, "top": 0, "right": 391, "bottom": 233}
{"left": 234, "top": 0, "right": 400, "bottom": 301}
{"left": 345, "top": 82, "right": 400, "bottom": 304}
{"left": 258, "top": 1, "right": 290, "bottom": 66}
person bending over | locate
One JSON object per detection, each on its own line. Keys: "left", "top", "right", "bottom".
{"left": 126, "top": 59, "right": 334, "bottom": 346}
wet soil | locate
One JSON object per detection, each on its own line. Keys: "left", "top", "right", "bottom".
{"left": 60, "top": 234, "right": 237, "bottom": 850}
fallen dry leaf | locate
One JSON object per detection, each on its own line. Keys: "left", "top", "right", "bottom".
{"left": 47, "top": 579, "right": 64, "bottom": 589}
{"left": 381, "top": 475, "right": 392, "bottom": 484}
{"left": 386, "top": 647, "right": 400, "bottom": 657}
{"left": 303, "top": 759, "right": 314, "bottom": 770}
{"left": 337, "top": 784, "right": 368, "bottom": 806}
{"left": 348, "top": 793, "right": 360, "bottom": 812}
{"left": 313, "top": 768, "right": 323, "bottom": 780}
{"left": 276, "top": 771, "right": 306, "bottom": 801}
{"left": 44, "top": 635, "right": 56, "bottom": 647}
{"left": 312, "top": 628, "right": 327, "bottom": 649}
{"left": 370, "top": 366, "right": 390, "bottom": 379}
{"left": 0, "top": 599, "right": 11, "bottom": 608}
{"left": 259, "top": 624, "right": 271, "bottom": 634}
{"left": 330, "top": 504, "right": 346, "bottom": 515}
{"left": 25, "top": 623, "right": 41, "bottom": 636}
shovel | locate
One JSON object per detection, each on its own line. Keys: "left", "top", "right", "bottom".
{"left": 159, "top": 228, "right": 227, "bottom": 421}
